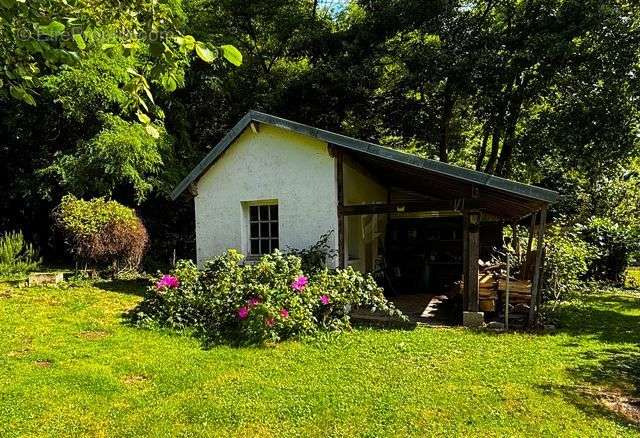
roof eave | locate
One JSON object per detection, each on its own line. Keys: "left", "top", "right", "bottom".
{"left": 171, "top": 110, "right": 558, "bottom": 205}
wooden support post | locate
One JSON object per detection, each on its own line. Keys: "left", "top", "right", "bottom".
{"left": 536, "top": 247, "right": 547, "bottom": 311}
{"left": 505, "top": 252, "right": 510, "bottom": 330}
{"left": 529, "top": 208, "right": 547, "bottom": 326}
{"left": 463, "top": 210, "right": 480, "bottom": 312}
{"left": 462, "top": 212, "right": 469, "bottom": 310}
{"left": 336, "top": 151, "right": 345, "bottom": 268}
{"left": 523, "top": 213, "right": 536, "bottom": 280}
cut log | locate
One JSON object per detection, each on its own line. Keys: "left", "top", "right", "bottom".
{"left": 497, "top": 279, "right": 530, "bottom": 293}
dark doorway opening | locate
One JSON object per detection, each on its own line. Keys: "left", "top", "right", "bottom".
{"left": 384, "top": 216, "right": 463, "bottom": 295}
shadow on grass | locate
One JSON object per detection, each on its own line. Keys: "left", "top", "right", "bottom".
{"left": 557, "top": 298, "right": 640, "bottom": 344}
{"left": 93, "top": 279, "right": 148, "bottom": 297}
{"left": 540, "top": 291, "right": 640, "bottom": 428}
{"left": 538, "top": 381, "right": 640, "bottom": 430}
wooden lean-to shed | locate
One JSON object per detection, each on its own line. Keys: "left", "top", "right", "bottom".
{"left": 172, "top": 111, "right": 558, "bottom": 325}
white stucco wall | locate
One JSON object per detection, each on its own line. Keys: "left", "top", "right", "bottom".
{"left": 194, "top": 125, "right": 338, "bottom": 266}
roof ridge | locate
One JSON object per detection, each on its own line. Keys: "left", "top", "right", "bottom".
{"left": 172, "top": 110, "right": 558, "bottom": 204}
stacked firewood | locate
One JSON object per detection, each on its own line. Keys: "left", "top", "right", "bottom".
{"left": 476, "top": 261, "right": 532, "bottom": 313}
{"left": 497, "top": 278, "right": 532, "bottom": 306}
{"left": 479, "top": 273, "right": 497, "bottom": 312}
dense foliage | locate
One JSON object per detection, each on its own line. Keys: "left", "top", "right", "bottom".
{"left": 543, "top": 224, "right": 593, "bottom": 302}
{"left": 0, "top": 231, "right": 40, "bottom": 277}
{"left": 286, "top": 231, "right": 338, "bottom": 274}
{"left": 580, "top": 217, "right": 639, "bottom": 286}
{"left": 132, "top": 250, "right": 404, "bottom": 345}
{"left": 0, "top": 0, "right": 638, "bottom": 280}
{"left": 54, "top": 195, "right": 148, "bottom": 273}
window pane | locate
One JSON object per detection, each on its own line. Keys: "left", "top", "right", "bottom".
{"left": 260, "top": 222, "right": 270, "bottom": 238}
{"left": 261, "top": 239, "right": 271, "bottom": 254}
{"left": 270, "top": 205, "right": 278, "bottom": 220}
{"left": 271, "top": 239, "right": 279, "bottom": 251}
{"left": 270, "top": 222, "right": 279, "bottom": 237}
{"left": 250, "top": 239, "right": 260, "bottom": 254}
{"left": 250, "top": 222, "right": 259, "bottom": 238}
{"left": 259, "top": 205, "right": 269, "bottom": 220}
{"left": 250, "top": 206, "right": 259, "bottom": 221}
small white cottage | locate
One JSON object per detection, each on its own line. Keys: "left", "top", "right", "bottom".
{"left": 172, "top": 111, "right": 557, "bottom": 317}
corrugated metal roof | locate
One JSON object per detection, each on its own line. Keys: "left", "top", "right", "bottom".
{"left": 171, "top": 111, "right": 558, "bottom": 208}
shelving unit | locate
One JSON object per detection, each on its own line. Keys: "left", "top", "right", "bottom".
{"left": 385, "top": 217, "right": 463, "bottom": 293}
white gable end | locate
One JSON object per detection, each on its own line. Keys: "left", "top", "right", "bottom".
{"left": 194, "top": 124, "right": 339, "bottom": 265}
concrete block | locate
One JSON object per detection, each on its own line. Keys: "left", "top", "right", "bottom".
{"left": 28, "top": 272, "right": 64, "bottom": 287}
{"left": 463, "top": 311, "right": 485, "bottom": 328}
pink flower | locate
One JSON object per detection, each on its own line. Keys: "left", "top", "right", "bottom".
{"left": 265, "top": 317, "right": 275, "bottom": 327}
{"left": 156, "top": 275, "right": 179, "bottom": 290}
{"left": 279, "top": 308, "right": 289, "bottom": 318}
{"left": 320, "top": 294, "right": 330, "bottom": 305}
{"left": 248, "top": 297, "right": 261, "bottom": 307}
{"left": 237, "top": 306, "right": 249, "bottom": 320}
{"left": 291, "top": 275, "right": 308, "bottom": 292}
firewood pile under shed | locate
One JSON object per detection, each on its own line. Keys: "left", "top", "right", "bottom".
{"left": 478, "top": 261, "right": 532, "bottom": 320}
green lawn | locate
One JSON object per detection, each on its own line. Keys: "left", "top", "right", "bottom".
{"left": 1, "top": 281, "right": 639, "bottom": 437}
{"left": 628, "top": 267, "right": 640, "bottom": 287}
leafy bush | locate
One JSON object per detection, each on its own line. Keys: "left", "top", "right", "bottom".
{"left": 0, "top": 231, "right": 41, "bottom": 276}
{"left": 132, "top": 250, "right": 404, "bottom": 345}
{"left": 543, "top": 224, "right": 594, "bottom": 303}
{"left": 41, "top": 114, "right": 169, "bottom": 203}
{"left": 54, "top": 195, "right": 148, "bottom": 274}
{"left": 579, "top": 217, "right": 639, "bottom": 286}
{"left": 286, "top": 231, "right": 338, "bottom": 273}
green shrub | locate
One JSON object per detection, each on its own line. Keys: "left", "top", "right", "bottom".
{"left": 0, "top": 231, "right": 41, "bottom": 276}
{"left": 132, "top": 250, "right": 404, "bottom": 345}
{"left": 580, "top": 217, "right": 639, "bottom": 286}
{"left": 544, "top": 224, "right": 593, "bottom": 302}
{"left": 54, "top": 195, "right": 148, "bottom": 274}
{"left": 286, "top": 231, "right": 338, "bottom": 274}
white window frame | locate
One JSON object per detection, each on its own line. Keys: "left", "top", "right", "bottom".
{"left": 245, "top": 200, "right": 279, "bottom": 258}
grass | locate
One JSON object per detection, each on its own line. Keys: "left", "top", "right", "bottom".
{"left": 1, "top": 281, "right": 639, "bottom": 437}
{"left": 628, "top": 266, "right": 640, "bottom": 288}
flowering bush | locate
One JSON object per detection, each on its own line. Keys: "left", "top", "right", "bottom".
{"left": 132, "top": 250, "right": 404, "bottom": 345}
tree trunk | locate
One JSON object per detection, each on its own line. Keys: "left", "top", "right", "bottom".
{"left": 476, "top": 126, "right": 490, "bottom": 171}
{"left": 484, "top": 116, "right": 502, "bottom": 174}
{"left": 496, "top": 78, "right": 527, "bottom": 177}
{"left": 495, "top": 123, "right": 516, "bottom": 177}
{"left": 438, "top": 82, "right": 455, "bottom": 163}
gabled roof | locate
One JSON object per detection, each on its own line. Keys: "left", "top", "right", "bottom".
{"left": 172, "top": 111, "right": 558, "bottom": 209}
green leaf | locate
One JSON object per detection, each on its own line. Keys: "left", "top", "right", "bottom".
{"left": 136, "top": 111, "right": 151, "bottom": 124}
{"left": 38, "top": 21, "right": 66, "bottom": 37}
{"left": 161, "top": 75, "right": 177, "bottom": 92}
{"left": 143, "top": 86, "right": 155, "bottom": 105}
{"left": 145, "top": 124, "right": 160, "bottom": 139}
{"left": 10, "top": 85, "right": 36, "bottom": 106}
{"left": 221, "top": 45, "right": 242, "bottom": 66}
{"left": 0, "top": 0, "right": 15, "bottom": 9}
{"left": 195, "top": 43, "right": 215, "bottom": 63}
{"left": 183, "top": 35, "right": 196, "bottom": 50}
{"left": 73, "top": 34, "right": 86, "bottom": 50}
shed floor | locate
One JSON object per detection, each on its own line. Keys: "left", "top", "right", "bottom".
{"left": 390, "top": 293, "right": 458, "bottom": 325}
{"left": 351, "top": 293, "right": 460, "bottom": 326}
